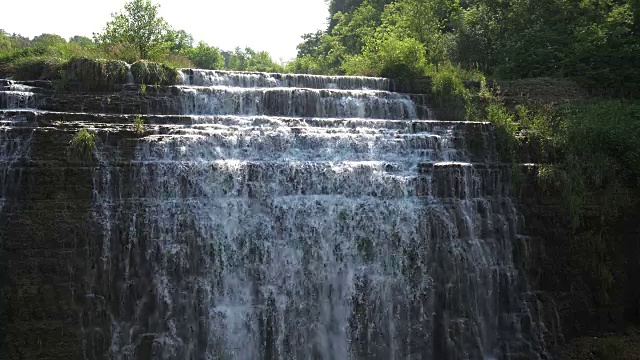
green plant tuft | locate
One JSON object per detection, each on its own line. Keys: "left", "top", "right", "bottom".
{"left": 133, "top": 115, "right": 145, "bottom": 136}
{"left": 69, "top": 129, "right": 96, "bottom": 160}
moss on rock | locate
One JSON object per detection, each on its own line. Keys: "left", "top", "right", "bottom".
{"left": 12, "top": 57, "right": 65, "bottom": 81}
{"left": 65, "top": 58, "right": 130, "bottom": 91}
{"left": 560, "top": 329, "right": 640, "bottom": 360}
{"left": 130, "top": 60, "right": 178, "bottom": 86}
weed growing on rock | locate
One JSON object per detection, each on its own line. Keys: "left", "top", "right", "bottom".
{"left": 69, "top": 129, "right": 96, "bottom": 160}
{"left": 133, "top": 115, "right": 144, "bottom": 136}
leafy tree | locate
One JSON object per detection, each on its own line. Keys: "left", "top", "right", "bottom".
{"left": 246, "top": 51, "right": 283, "bottom": 72}
{"left": 188, "top": 41, "right": 224, "bottom": 69}
{"left": 0, "top": 31, "right": 11, "bottom": 52}
{"left": 226, "top": 47, "right": 250, "bottom": 70}
{"left": 7, "top": 33, "right": 31, "bottom": 49}
{"left": 94, "top": 0, "right": 171, "bottom": 59}
{"left": 332, "top": 1, "right": 382, "bottom": 56}
{"left": 69, "top": 36, "right": 95, "bottom": 48}
{"left": 378, "top": 0, "right": 458, "bottom": 65}
{"left": 224, "top": 47, "right": 283, "bottom": 72}
{"left": 166, "top": 29, "right": 194, "bottom": 53}
{"left": 328, "top": 0, "right": 393, "bottom": 29}
{"left": 296, "top": 31, "right": 326, "bottom": 58}
{"left": 292, "top": 31, "right": 343, "bottom": 74}
{"left": 342, "top": 34, "right": 428, "bottom": 77}
{"left": 32, "top": 33, "right": 66, "bottom": 48}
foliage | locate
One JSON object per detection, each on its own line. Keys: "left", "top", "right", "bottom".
{"left": 68, "top": 129, "right": 96, "bottom": 160}
{"left": 130, "top": 60, "right": 178, "bottom": 85}
{"left": 0, "top": 31, "right": 11, "bottom": 52}
{"left": 0, "top": 0, "right": 284, "bottom": 77}
{"left": 560, "top": 100, "right": 640, "bottom": 225}
{"left": 287, "top": 32, "right": 342, "bottom": 75}
{"left": 343, "top": 35, "right": 428, "bottom": 77}
{"left": 32, "top": 34, "right": 66, "bottom": 48}
{"left": 94, "top": 0, "right": 171, "bottom": 60}
{"left": 65, "top": 57, "right": 130, "bottom": 90}
{"left": 12, "top": 56, "right": 65, "bottom": 80}
{"left": 188, "top": 41, "right": 224, "bottom": 70}
{"left": 225, "top": 47, "right": 284, "bottom": 72}
{"left": 69, "top": 36, "right": 95, "bottom": 48}
{"left": 166, "top": 29, "right": 193, "bottom": 54}
{"left": 429, "top": 64, "right": 471, "bottom": 120}
{"left": 133, "top": 115, "right": 145, "bottom": 135}
{"left": 293, "top": 0, "right": 639, "bottom": 96}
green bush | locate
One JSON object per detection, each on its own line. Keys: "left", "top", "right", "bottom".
{"left": 342, "top": 35, "right": 428, "bottom": 77}
{"left": 68, "top": 129, "right": 96, "bottom": 160}
{"left": 12, "top": 56, "right": 65, "bottom": 80}
{"left": 130, "top": 60, "right": 178, "bottom": 85}
{"left": 430, "top": 65, "right": 472, "bottom": 121}
{"left": 65, "top": 57, "right": 130, "bottom": 90}
{"left": 560, "top": 100, "right": 640, "bottom": 224}
{"left": 187, "top": 41, "right": 224, "bottom": 70}
{"left": 133, "top": 115, "right": 144, "bottom": 136}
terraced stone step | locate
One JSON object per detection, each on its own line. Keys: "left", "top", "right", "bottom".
{"left": 0, "top": 80, "right": 432, "bottom": 118}
{"left": 2, "top": 160, "right": 514, "bottom": 201}
{"left": 0, "top": 109, "right": 484, "bottom": 129}
{"left": 178, "top": 68, "right": 392, "bottom": 90}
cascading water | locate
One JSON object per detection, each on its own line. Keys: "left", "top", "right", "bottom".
{"left": 0, "top": 70, "right": 550, "bottom": 360}
{"left": 0, "top": 112, "right": 32, "bottom": 214}
{"left": 88, "top": 70, "right": 549, "bottom": 360}
{"left": 178, "top": 69, "right": 390, "bottom": 90}
{"left": 0, "top": 80, "right": 37, "bottom": 109}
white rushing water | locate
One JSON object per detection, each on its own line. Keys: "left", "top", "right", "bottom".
{"left": 177, "top": 87, "right": 418, "bottom": 119}
{"left": 0, "top": 71, "right": 549, "bottom": 359}
{"left": 178, "top": 69, "right": 391, "bottom": 91}
{"left": 89, "top": 71, "right": 548, "bottom": 360}
{"left": 0, "top": 90, "right": 38, "bottom": 109}
{"left": 0, "top": 114, "right": 33, "bottom": 214}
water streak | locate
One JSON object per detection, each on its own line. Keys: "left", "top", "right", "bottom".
{"left": 178, "top": 69, "right": 391, "bottom": 91}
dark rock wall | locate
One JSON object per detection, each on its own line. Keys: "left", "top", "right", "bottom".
{"left": 516, "top": 168, "right": 640, "bottom": 356}
{"left": 0, "top": 122, "right": 139, "bottom": 359}
{"left": 1, "top": 129, "right": 95, "bottom": 359}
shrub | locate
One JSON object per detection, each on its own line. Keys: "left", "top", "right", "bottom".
{"left": 187, "top": 41, "right": 224, "bottom": 69}
{"left": 430, "top": 65, "right": 471, "bottom": 121}
{"left": 342, "top": 35, "right": 428, "bottom": 78}
{"left": 133, "top": 115, "right": 144, "bottom": 135}
{"left": 12, "top": 56, "right": 65, "bottom": 80}
{"left": 130, "top": 60, "right": 178, "bottom": 85}
{"left": 69, "top": 129, "right": 96, "bottom": 160}
{"left": 65, "top": 57, "right": 129, "bottom": 90}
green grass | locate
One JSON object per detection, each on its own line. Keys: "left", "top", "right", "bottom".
{"left": 68, "top": 129, "right": 96, "bottom": 160}
{"left": 133, "top": 115, "right": 144, "bottom": 136}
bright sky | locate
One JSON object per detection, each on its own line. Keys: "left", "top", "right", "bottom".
{"left": 2, "top": 0, "right": 329, "bottom": 62}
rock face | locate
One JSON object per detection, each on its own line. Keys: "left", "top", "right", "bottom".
{"left": 1, "top": 72, "right": 553, "bottom": 359}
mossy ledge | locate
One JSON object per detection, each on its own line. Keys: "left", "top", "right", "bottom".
{"left": 4, "top": 57, "right": 179, "bottom": 90}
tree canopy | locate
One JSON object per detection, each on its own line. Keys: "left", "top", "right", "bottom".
{"left": 1, "top": 0, "right": 283, "bottom": 73}
{"left": 94, "top": 0, "right": 171, "bottom": 59}
{"left": 290, "top": 0, "right": 639, "bottom": 92}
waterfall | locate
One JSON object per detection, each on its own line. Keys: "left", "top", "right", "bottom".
{"left": 178, "top": 69, "right": 391, "bottom": 90}
{"left": 0, "top": 71, "right": 550, "bottom": 359}
{"left": 97, "top": 71, "right": 548, "bottom": 359}
{"left": 0, "top": 113, "right": 32, "bottom": 214}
